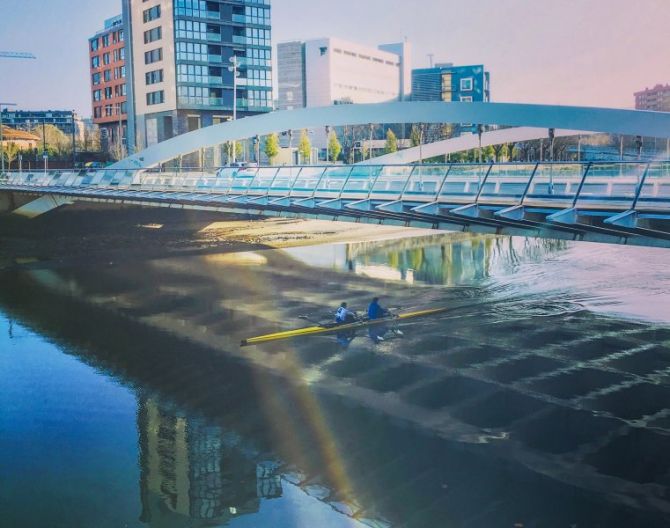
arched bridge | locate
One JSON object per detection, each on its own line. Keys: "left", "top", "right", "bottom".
{"left": 111, "top": 101, "right": 670, "bottom": 169}
{"left": 2, "top": 160, "right": 670, "bottom": 248}
{"left": 3, "top": 101, "right": 670, "bottom": 247}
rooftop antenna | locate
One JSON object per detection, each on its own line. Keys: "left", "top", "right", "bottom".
{"left": 427, "top": 53, "right": 434, "bottom": 68}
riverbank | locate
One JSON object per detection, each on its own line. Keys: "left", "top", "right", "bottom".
{"left": 0, "top": 203, "right": 434, "bottom": 269}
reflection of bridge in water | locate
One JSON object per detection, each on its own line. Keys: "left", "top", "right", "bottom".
{"left": 2, "top": 161, "right": 670, "bottom": 247}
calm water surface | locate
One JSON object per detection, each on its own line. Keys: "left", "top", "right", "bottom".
{"left": 2, "top": 232, "right": 670, "bottom": 527}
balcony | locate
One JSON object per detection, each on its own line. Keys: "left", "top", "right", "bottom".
{"left": 206, "top": 33, "right": 222, "bottom": 42}
{"left": 207, "top": 54, "right": 223, "bottom": 63}
{"left": 231, "top": 14, "right": 249, "bottom": 24}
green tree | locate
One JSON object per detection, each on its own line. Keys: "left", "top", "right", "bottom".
{"left": 409, "top": 124, "right": 423, "bottom": 147}
{"left": 384, "top": 129, "right": 398, "bottom": 154}
{"left": 31, "top": 124, "right": 71, "bottom": 157}
{"left": 2, "top": 142, "right": 20, "bottom": 170}
{"left": 298, "top": 129, "right": 311, "bottom": 164}
{"left": 327, "top": 130, "right": 341, "bottom": 162}
{"left": 264, "top": 133, "right": 280, "bottom": 165}
{"left": 482, "top": 145, "right": 495, "bottom": 162}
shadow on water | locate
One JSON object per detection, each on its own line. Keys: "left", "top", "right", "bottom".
{"left": 2, "top": 231, "right": 670, "bottom": 527}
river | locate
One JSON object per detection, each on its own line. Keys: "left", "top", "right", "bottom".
{"left": 1, "top": 232, "right": 670, "bottom": 527}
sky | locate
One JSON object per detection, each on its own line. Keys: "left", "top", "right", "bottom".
{"left": 0, "top": 0, "right": 668, "bottom": 117}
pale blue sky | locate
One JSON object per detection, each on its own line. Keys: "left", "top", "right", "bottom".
{"left": 1, "top": 0, "right": 668, "bottom": 116}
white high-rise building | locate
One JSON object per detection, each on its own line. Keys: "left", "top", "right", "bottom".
{"left": 278, "top": 37, "right": 411, "bottom": 111}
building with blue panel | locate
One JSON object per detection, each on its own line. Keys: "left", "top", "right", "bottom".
{"left": 412, "top": 63, "right": 490, "bottom": 134}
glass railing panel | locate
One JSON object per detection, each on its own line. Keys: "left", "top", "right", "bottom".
{"left": 248, "top": 167, "right": 277, "bottom": 190}
{"left": 270, "top": 167, "right": 300, "bottom": 192}
{"left": 291, "top": 167, "right": 325, "bottom": 195}
{"left": 478, "top": 164, "right": 536, "bottom": 204}
{"left": 342, "top": 165, "right": 381, "bottom": 194}
{"left": 370, "top": 165, "right": 414, "bottom": 198}
{"left": 576, "top": 162, "right": 647, "bottom": 209}
{"left": 228, "top": 168, "right": 259, "bottom": 191}
{"left": 315, "top": 166, "right": 352, "bottom": 195}
{"left": 46, "top": 171, "right": 66, "bottom": 186}
{"left": 524, "top": 163, "right": 585, "bottom": 206}
{"left": 439, "top": 164, "right": 489, "bottom": 202}
{"left": 636, "top": 161, "right": 670, "bottom": 211}
{"left": 63, "top": 171, "right": 83, "bottom": 186}
{"left": 404, "top": 165, "right": 448, "bottom": 199}
{"left": 212, "top": 167, "right": 238, "bottom": 191}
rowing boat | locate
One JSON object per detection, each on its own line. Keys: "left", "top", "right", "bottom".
{"left": 240, "top": 306, "right": 451, "bottom": 347}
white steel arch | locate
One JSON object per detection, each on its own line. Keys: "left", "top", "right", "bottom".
{"left": 360, "top": 127, "right": 584, "bottom": 165}
{"left": 113, "top": 101, "right": 670, "bottom": 169}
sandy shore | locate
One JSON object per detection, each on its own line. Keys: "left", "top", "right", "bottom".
{"left": 0, "top": 203, "right": 435, "bottom": 268}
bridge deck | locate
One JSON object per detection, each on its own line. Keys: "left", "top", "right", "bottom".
{"left": 2, "top": 161, "right": 670, "bottom": 247}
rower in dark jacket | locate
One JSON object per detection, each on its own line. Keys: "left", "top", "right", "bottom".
{"left": 367, "top": 297, "right": 388, "bottom": 320}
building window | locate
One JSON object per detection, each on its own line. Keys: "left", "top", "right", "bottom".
{"left": 104, "top": 70, "right": 112, "bottom": 82}
{"left": 104, "top": 87, "right": 113, "bottom": 99}
{"left": 144, "top": 26, "right": 162, "bottom": 44}
{"left": 90, "top": 39, "right": 99, "bottom": 52}
{"left": 460, "top": 95, "right": 473, "bottom": 102}
{"left": 102, "top": 34, "right": 110, "bottom": 47}
{"left": 91, "top": 72, "right": 101, "bottom": 85}
{"left": 145, "top": 69, "right": 164, "bottom": 85}
{"left": 93, "top": 107, "right": 102, "bottom": 119}
{"left": 143, "top": 5, "right": 161, "bottom": 22}
{"left": 147, "top": 90, "right": 165, "bottom": 105}
{"left": 144, "top": 48, "right": 162, "bottom": 64}
{"left": 91, "top": 56, "right": 100, "bottom": 68}
{"left": 460, "top": 77, "right": 473, "bottom": 91}
{"left": 93, "top": 90, "right": 102, "bottom": 102}
{"left": 103, "top": 52, "right": 110, "bottom": 65}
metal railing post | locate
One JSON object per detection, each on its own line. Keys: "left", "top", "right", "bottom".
{"left": 631, "top": 163, "right": 652, "bottom": 210}
{"left": 571, "top": 162, "right": 593, "bottom": 207}
{"left": 335, "top": 166, "right": 356, "bottom": 200}
{"left": 519, "top": 163, "right": 540, "bottom": 206}
{"left": 434, "top": 164, "right": 454, "bottom": 200}
{"left": 398, "top": 165, "right": 419, "bottom": 200}
{"left": 474, "top": 162, "right": 495, "bottom": 204}
{"left": 309, "top": 166, "right": 329, "bottom": 198}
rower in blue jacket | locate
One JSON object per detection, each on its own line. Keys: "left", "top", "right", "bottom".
{"left": 367, "top": 297, "right": 389, "bottom": 320}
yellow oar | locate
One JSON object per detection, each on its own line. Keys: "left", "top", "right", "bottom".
{"left": 240, "top": 306, "right": 451, "bottom": 347}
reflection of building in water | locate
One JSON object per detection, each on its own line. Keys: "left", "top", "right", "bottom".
{"left": 345, "top": 235, "right": 568, "bottom": 286}
{"left": 138, "top": 396, "right": 281, "bottom": 527}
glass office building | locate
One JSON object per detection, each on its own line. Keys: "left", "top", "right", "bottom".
{"left": 123, "top": 0, "right": 273, "bottom": 153}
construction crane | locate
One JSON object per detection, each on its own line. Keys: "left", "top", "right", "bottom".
{"left": 0, "top": 51, "right": 36, "bottom": 59}
{"left": 0, "top": 50, "right": 37, "bottom": 174}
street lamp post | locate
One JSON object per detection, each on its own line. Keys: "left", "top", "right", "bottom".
{"left": 228, "top": 55, "right": 239, "bottom": 164}
{"left": 325, "top": 125, "right": 330, "bottom": 163}
{"left": 0, "top": 102, "right": 18, "bottom": 175}
{"left": 476, "top": 124, "right": 483, "bottom": 163}
{"left": 577, "top": 135, "right": 582, "bottom": 162}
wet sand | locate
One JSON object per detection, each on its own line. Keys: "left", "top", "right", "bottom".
{"left": 0, "top": 203, "right": 434, "bottom": 269}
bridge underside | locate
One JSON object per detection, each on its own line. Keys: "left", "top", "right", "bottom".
{"left": 2, "top": 188, "right": 669, "bottom": 249}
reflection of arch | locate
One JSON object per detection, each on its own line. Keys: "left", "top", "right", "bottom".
{"left": 113, "top": 102, "right": 670, "bottom": 169}
{"left": 359, "top": 126, "right": 582, "bottom": 165}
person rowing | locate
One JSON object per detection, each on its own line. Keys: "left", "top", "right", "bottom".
{"left": 335, "top": 302, "right": 357, "bottom": 324}
{"left": 367, "top": 297, "right": 390, "bottom": 320}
